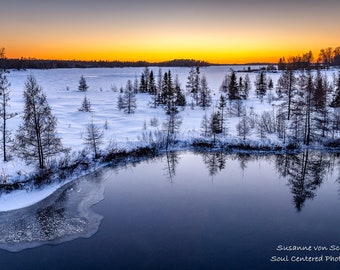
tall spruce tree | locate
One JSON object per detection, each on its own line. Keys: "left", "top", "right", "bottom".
{"left": 198, "top": 75, "right": 211, "bottom": 109}
{"left": 255, "top": 71, "right": 268, "bottom": 101}
{"left": 16, "top": 75, "right": 65, "bottom": 169}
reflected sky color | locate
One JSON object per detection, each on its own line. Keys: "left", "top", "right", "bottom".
{"left": 1, "top": 0, "right": 340, "bottom": 63}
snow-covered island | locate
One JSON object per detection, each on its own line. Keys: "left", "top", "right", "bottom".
{"left": 1, "top": 64, "right": 340, "bottom": 209}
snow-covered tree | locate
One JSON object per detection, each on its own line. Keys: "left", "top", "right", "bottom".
{"left": 83, "top": 119, "right": 104, "bottom": 159}
{"left": 79, "top": 95, "right": 92, "bottom": 112}
{"left": 255, "top": 71, "right": 268, "bottom": 102}
{"left": 276, "top": 69, "right": 296, "bottom": 120}
{"left": 15, "top": 75, "right": 65, "bottom": 169}
{"left": 149, "top": 70, "right": 157, "bottom": 95}
{"left": 218, "top": 95, "right": 228, "bottom": 135}
{"left": 330, "top": 71, "right": 340, "bottom": 108}
{"left": 198, "top": 75, "right": 211, "bottom": 109}
{"left": 0, "top": 49, "right": 16, "bottom": 162}
{"left": 200, "top": 113, "right": 210, "bottom": 138}
{"left": 122, "top": 80, "right": 137, "bottom": 114}
{"left": 186, "top": 67, "right": 200, "bottom": 105}
{"left": 174, "top": 75, "right": 186, "bottom": 107}
{"left": 237, "top": 112, "right": 251, "bottom": 140}
{"left": 78, "top": 75, "right": 89, "bottom": 92}
{"left": 210, "top": 111, "right": 222, "bottom": 143}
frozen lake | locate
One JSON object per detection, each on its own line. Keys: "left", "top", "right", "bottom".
{"left": 1, "top": 150, "right": 340, "bottom": 269}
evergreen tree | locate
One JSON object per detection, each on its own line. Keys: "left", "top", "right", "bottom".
{"left": 149, "top": 70, "right": 157, "bottom": 95}
{"left": 330, "top": 72, "right": 340, "bottom": 107}
{"left": 228, "top": 71, "right": 239, "bottom": 100}
{"left": 243, "top": 74, "right": 251, "bottom": 99}
{"left": 79, "top": 95, "right": 92, "bottom": 112}
{"left": 161, "top": 70, "right": 174, "bottom": 107}
{"left": 198, "top": 75, "right": 211, "bottom": 109}
{"left": 15, "top": 75, "right": 65, "bottom": 169}
{"left": 133, "top": 76, "right": 139, "bottom": 93}
{"left": 139, "top": 73, "right": 147, "bottom": 93}
{"left": 210, "top": 111, "right": 222, "bottom": 143}
{"left": 218, "top": 95, "right": 227, "bottom": 135}
{"left": 255, "top": 71, "right": 268, "bottom": 102}
{"left": 139, "top": 67, "right": 150, "bottom": 93}
{"left": 174, "top": 75, "right": 186, "bottom": 107}
{"left": 186, "top": 66, "right": 200, "bottom": 105}
{"left": 78, "top": 75, "right": 89, "bottom": 92}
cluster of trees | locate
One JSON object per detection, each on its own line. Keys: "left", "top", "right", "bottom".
{"left": 3, "top": 46, "right": 340, "bottom": 177}
{"left": 278, "top": 46, "right": 340, "bottom": 70}
{"left": 198, "top": 67, "right": 340, "bottom": 145}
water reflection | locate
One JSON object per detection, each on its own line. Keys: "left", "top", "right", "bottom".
{"left": 201, "top": 151, "right": 227, "bottom": 177}
{"left": 199, "top": 150, "right": 337, "bottom": 211}
{"left": 1, "top": 150, "right": 340, "bottom": 253}
{"left": 164, "top": 151, "right": 180, "bottom": 183}
{"left": 0, "top": 171, "right": 106, "bottom": 252}
{"left": 275, "top": 151, "right": 330, "bottom": 211}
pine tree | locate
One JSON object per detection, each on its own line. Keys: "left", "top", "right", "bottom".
{"left": 228, "top": 71, "right": 239, "bottom": 100}
{"left": 174, "top": 75, "right": 186, "bottom": 107}
{"left": 78, "top": 75, "right": 89, "bottom": 92}
{"left": 243, "top": 74, "right": 251, "bottom": 99}
{"left": 139, "top": 73, "right": 147, "bottom": 93}
{"left": 330, "top": 72, "right": 340, "bottom": 107}
{"left": 198, "top": 75, "right": 211, "bottom": 109}
{"left": 149, "top": 70, "right": 156, "bottom": 95}
{"left": 186, "top": 66, "right": 200, "bottom": 105}
{"left": 255, "top": 71, "right": 268, "bottom": 102}
{"left": 79, "top": 95, "right": 92, "bottom": 112}
{"left": 15, "top": 75, "right": 65, "bottom": 169}
{"left": 218, "top": 95, "right": 227, "bottom": 135}
{"left": 210, "top": 111, "right": 222, "bottom": 143}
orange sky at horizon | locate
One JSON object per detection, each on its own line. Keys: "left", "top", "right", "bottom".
{"left": 1, "top": 0, "right": 340, "bottom": 64}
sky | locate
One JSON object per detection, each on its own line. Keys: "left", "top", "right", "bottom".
{"left": 1, "top": 0, "right": 340, "bottom": 63}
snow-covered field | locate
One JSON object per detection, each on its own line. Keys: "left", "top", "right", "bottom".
{"left": 0, "top": 65, "right": 338, "bottom": 210}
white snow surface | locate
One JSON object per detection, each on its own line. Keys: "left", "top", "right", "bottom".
{"left": 1, "top": 66, "right": 338, "bottom": 211}
{"left": 0, "top": 182, "right": 64, "bottom": 212}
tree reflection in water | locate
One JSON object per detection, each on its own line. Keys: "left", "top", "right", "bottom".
{"left": 275, "top": 151, "right": 330, "bottom": 211}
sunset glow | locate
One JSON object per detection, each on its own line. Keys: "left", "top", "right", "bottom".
{"left": 1, "top": 0, "right": 340, "bottom": 63}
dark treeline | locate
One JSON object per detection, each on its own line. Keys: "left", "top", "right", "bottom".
{"left": 278, "top": 46, "right": 340, "bottom": 70}
{"left": 1, "top": 58, "right": 210, "bottom": 70}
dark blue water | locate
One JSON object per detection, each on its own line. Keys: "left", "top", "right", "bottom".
{"left": 1, "top": 151, "right": 340, "bottom": 270}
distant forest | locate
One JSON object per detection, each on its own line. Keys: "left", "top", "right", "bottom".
{"left": 1, "top": 58, "right": 211, "bottom": 70}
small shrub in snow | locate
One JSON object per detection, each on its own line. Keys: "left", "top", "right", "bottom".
{"left": 150, "top": 117, "right": 159, "bottom": 127}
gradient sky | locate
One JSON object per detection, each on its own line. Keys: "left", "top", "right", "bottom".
{"left": 1, "top": 0, "right": 340, "bottom": 63}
